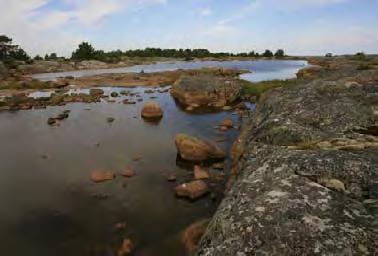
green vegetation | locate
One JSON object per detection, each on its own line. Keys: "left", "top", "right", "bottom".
{"left": 69, "top": 41, "right": 287, "bottom": 62}
{"left": 0, "top": 35, "right": 31, "bottom": 66}
{"left": 241, "top": 79, "right": 297, "bottom": 98}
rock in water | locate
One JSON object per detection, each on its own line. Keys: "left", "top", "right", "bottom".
{"left": 117, "top": 238, "right": 133, "bottom": 256}
{"left": 175, "top": 180, "right": 209, "bottom": 200}
{"left": 141, "top": 101, "right": 163, "bottom": 120}
{"left": 181, "top": 219, "right": 210, "bottom": 256}
{"left": 175, "top": 134, "right": 226, "bottom": 162}
{"left": 122, "top": 169, "right": 135, "bottom": 178}
{"left": 194, "top": 165, "right": 210, "bottom": 180}
{"left": 171, "top": 74, "right": 241, "bottom": 109}
{"left": 90, "top": 171, "right": 114, "bottom": 183}
{"left": 221, "top": 118, "right": 233, "bottom": 128}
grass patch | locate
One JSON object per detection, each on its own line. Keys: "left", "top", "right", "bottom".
{"left": 241, "top": 79, "right": 297, "bottom": 98}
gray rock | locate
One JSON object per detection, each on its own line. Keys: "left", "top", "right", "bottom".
{"left": 197, "top": 61, "right": 378, "bottom": 255}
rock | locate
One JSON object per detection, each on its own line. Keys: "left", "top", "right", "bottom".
{"left": 296, "top": 65, "right": 323, "bottom": 79}
{"left": 107, "top": 117, "right": 115, "bottom": 123}
{"left": 90, "top": 171, "right": 114, "bottom": 183}
{"left": 171, "top": 75, "right": 241, "bottom": 109}
{"left": 175, "top": 180, "right": 209, "bottom": 200}
{"left": 47, "top": 118, "right": 56, "bottom": 125}
{"left": 181, "top": 219, "right": 210, "bottom": 256}
{"left": 221, "top": 118, "right": 233, "bottom": 128}
{"left": 89, "top": 88, "right": 104, "bottom": 96}
{"left": 114, "top": 222, "right": 126, "bottom": 230}
{"left": 167, "top": 174, "right": 177, "bottom": 182}
{"left": 111, "top": 92, "right": 119, "bottom": 97}
{"left": 219, "top": 126, "right": 228, "bottom": 132}
{"left": 175, "top": 134, "right": 226, "bottom": 162}
{"left": 197, "top": 59, "right": 378, "bottom": 255}
{"left": 77, "top": 60, "right": 108, "bottom": 70}
{"left": 194, "top": 165, "right": 210, "bottom": 180}
{"left": 321, "top": 178, "right": 346, "bottom": 192}
{"left": 222, "top": 106, "right": 232, "bottom": 111}
{"left": 117, "top": 239, "right": 133, "bottom": 256}
{"left": 122, "top": 169, "right": 135, "bottom": 178}
{"left": 141, "top": 101, "right": 163, "bottom": 120}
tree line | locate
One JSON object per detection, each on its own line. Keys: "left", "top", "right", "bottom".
{"left": 1, "top": 35, "right": 288, "bottom": 65}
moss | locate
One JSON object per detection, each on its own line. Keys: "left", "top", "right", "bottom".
{"left": 241, "top": 79, "right": 297, "bottom": 98}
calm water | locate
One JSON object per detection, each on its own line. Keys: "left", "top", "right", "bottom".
{"left": 32, "top": 60, "right": 307, "bottom": 82}
{"left": 1, "top": 60, "right": 305, "bottom": 255}
{"left": 0, "top": 87, "right": 240, "bottom": 256}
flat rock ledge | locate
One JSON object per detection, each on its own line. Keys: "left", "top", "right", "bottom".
{"left": 197, "top": 61, "right": 378, "bottom": 255}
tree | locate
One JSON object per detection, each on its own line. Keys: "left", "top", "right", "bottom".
{"left": 71, "top": 42, "right": 96, "bottom": 60}
{"left": 0, "top": 35, "right": 30, "bottom": 64}
{"left": 274, "top": 49, "right": 285, "bottom": 58}
{"left": 34, "top": 55, "right": 43, "bottom": 61}
{"left": 262, "top": 49, "right": 274, "bottom": 57}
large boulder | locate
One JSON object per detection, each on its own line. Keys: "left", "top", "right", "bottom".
{"left": 141, "top": 101, "right": 163, "bottom": 120}
{"left": 175, "top": 134, "right": 226, "bottom": 161}
{"left": 171, "top": 75, "right": 241, "bottom": 109}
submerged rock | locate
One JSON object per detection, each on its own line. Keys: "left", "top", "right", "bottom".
{"left": 194, "top": 165, "right": 210, "bottom": 180}
{"left": 90, "top": 171, "right": 115, "bottom": 183}
{"left": 117, "top": 238, "right": 133, "bottom": 256}
{"left": 181, "top": 219, "right": 210, "bottom": 256}
{"left": 175, "top": 134, "right": 226, "bottom": 162}
{"left": 175, "top": 180, "right": 209, "bottom": 200}
{"left": 141, "top": 101, "right": 163, "bottom": 120}
{"left": 122, "top": 169, "right": 135, "bottom": 178}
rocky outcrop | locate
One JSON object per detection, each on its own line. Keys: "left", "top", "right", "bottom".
{"left": 171, "top": 74, "right": 242, "bottom": 109}
{"left": 175, "top": 134, "right": 226, "bottom": 162}
{"left": 197, "top": 61, "right": 378, "bottom": 255}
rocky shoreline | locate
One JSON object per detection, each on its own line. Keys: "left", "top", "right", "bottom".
{"left": 195, "top": 57, "right": 378, "bottom": 255}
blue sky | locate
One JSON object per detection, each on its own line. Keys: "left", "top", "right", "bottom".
{"left": 1, "top": 0, "right": 377, "bottom": 56}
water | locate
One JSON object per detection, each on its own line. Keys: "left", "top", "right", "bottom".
{"left": 1, "top": 60, "right": 306, "bottom": 255}
{"left": 0, "top": 87, "right": 240, "bottom": 256}
{"left": 32, "top": 60, "right": 307, "bottom": 82}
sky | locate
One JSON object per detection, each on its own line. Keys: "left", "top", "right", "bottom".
{"left": 0, "top": 0, "right": 377, "bottom": 57}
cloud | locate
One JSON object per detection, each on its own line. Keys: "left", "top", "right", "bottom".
{"left": 198, "top": 7, "right": 213, "bottom": 16}
{"left": 0, "top": 0, "right": 167, "bottom": 56}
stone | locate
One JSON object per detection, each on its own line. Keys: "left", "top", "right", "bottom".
{"left": 117, "top": 239, "right": 133, "bottom": 256}
{"left": 122, "top": 169, "right": 135, "bottom": 178}
{"left": 47, "top": 118, "right": 56, "bottom": 125}
{"left": 89, "top": 88, "right": 104, "bottom": 96}
{"left": 321, "top": 178, "right": 346, "bottom": 192}
{"left": 141, "top": 101, "right": 163, "bottom": 119}
{"left": 181, "top": 219, "right": 210, "bottom": 256}
{"left": 171, "top": 74, "right": 241, "bottom": 108}
{"left": 175, "top": 180, "right": 209, "bottom": 200}
{"left": 90, "top": 171, "right": 115, "bottom": 183}
{"left": 111, "top": 92, "right": 119, "bottom": 97}
{"left": 194, "top": 165, "right": 210, "bottom": 180}
{"left": 107, "top": 117, "right": 115, "bottom": 123}
{"left": 167, "top": 174, "right": 177, "bottom": 182}
{"left": 175, "top": 134, "right": 226, "bottom": 162}
{"left": 221, "top": 118, "right": 233, "bottom": 128}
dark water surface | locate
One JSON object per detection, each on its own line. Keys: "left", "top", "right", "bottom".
{"left": 32, "top": 60, "right": 307, "bottom": 82}
{"left": 1, "top": 60, "right": 305, "bottom": 255}
{"left": 0, "top": 87, "right": 240, "bottom": 256}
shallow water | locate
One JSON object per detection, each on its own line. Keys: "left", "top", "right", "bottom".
{"left": 1, "top": 60, "right": 305, "bottom": 255}
{"left": 32, "top": 60, "right": 307, "bottom": 82}
{"left": 0, "top": 87, "right": 240, "bottom": 256}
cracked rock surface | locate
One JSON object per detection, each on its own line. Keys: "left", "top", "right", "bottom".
{"left": 197, "top": 59, "right": 378, "bottom": 255}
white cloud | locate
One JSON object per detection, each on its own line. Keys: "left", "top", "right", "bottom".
{"left": 0, "top": 0, "right": 167, "bottom": 56}
{"left": 198, "top": 7, "right": 212, "bottom": 16}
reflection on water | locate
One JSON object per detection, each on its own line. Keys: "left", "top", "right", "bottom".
{"left": 32, "top": 60, "right": 307, "bottom": 82}
{"left": 0, "top": 87, "right": 241, "bottom": 256}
